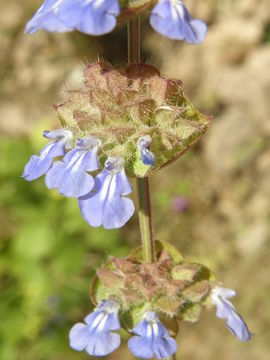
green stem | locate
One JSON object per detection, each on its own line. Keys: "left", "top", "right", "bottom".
{"left": 136, "top": 178, "right": 156, "bottom": 263}
{"left": 127, "top": 17, "right": 156, "bottom": 263}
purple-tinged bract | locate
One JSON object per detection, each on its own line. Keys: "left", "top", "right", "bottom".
{"left": 150, "top": 0, "right": 207, "bottom": 44}
{"left": 128, "top": 312, "right": 177, "bottom": 359}
{"left": 69, "top": 299, "right": 121, "bottom": 356}
{"left": 78, "top": 157, "right": 134, "bottom": 229}
{"left": 45, "top": 136, "right": 101, "bottom": 198}
{"left": 211, "top": 287, "right": 252, "bottom": 342}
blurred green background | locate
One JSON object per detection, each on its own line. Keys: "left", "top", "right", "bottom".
{"left": 0, "top": 0, "right": 270, "bottom": 359}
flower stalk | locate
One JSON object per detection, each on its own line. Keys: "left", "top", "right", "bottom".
{"left": 127, "top": 17, "right": 156, "bottom": 263}
{"left": 136, "top": 177, "right": 156, "bottom": 263}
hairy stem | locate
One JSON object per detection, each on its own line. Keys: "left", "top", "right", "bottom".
{"left": 127, "top": 17, "right": 156, "bottom": 263}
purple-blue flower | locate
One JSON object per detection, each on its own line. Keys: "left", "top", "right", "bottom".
{"left": 137, "top": 135, "right": 155, "bottom": 166}
{"left": 45, "top": 136, "right": 101, "bottom": 198}
{"left": 22, "top": 129, "right": 73, "bottom": 181}
{"left": 25, "top": 0, "right": 207, "bottom": 44}
{"left": 211, "top": 287, "right": 252, "bottom": 342}
{"left": 150, "top": 0, "right": 207, "bottom": 44}
{"left": 79, "top": 157, "right": 134, "bottom": 229}
{"left": 69, "top": 299, "right": 121, "bottom": 356}
{"left": 25, "top": 0, "right": 72, "bottom": 34}
{"left": 25, "top": 0, "right": 120, "bottom": 36}
{"left": 59, "top": 0, "right": 120, "bottom": 36}
{"left": 128, "top": 312, "right": 177, "bottom": 359}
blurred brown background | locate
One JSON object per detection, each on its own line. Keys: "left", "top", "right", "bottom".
{"left": 0, "top": 0, "right": 270, "bottom": 359}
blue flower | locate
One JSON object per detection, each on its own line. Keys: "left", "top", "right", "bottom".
{"left": 79, "top": 157, "right": 134, "bottom": 229}
{"left": 128, "top": 312, "right": 177, "bottom": 359}
{"left": 150, "top": 0, "right": 207, "bottom": 44}
{"left": 211, "top": 287, "right": 252, "bottom": 342}
{"left": 25, "top": 0, "right": 72, "bottom": 34}
{"left": 69, "top": 299, "right": 121, "bottom": 356}
{"left": 137, "top": 135, "right": 155, "bottom": 166}
{"left": 25, "top": 0, "right": 120, "bottom": 36}
{"left": 45, "top": 136, "right": 101, "bottom": 198}
{"left": 59, "top": 0, "right": 120, "bottom": 36}
{"left": 22, "top": 129, "right": 73, "bottom": 181}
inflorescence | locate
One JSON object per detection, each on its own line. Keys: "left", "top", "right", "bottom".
{"left": 22, "top": 61, "right": 209, "bottom": 229}
{"left": 22, "top": 1, "right": 252, "bottom": 358}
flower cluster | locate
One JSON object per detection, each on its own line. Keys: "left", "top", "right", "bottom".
{"left": 70, "top": 300, "right": 177, "bottom": 359}
{"left": 22, "top": 129, "right": 141, "bottom": 229}
{"left": 22, "top": 60, "right": 209, "bottom": 230}
{"left": 69, "top": 286, "right": 251, "bottom": 359}
{"left": 26, "top": 0, "right": 207, "bottom": 44}
{"left": 54, "top": 61, "right": 210, "bottom": 178}
{"left": 23, "top": 1, "right": 253, "bottom": 357}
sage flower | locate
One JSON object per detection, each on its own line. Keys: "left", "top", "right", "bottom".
{"left": 211, "top": 287, "right": 252, "bottom": 341}
{"left": 137, "top": 135, "right": 155, "bottom": 166}
{"left": 79, "top": 157, "right": 134, "bottom": 229}
{"left": 150, "top": 0, "right": 207, "bottom": 44}
{"left": 22, "top": 129, "right": 73, "bottom": 181}
{"left": 128, "top": 312, "right": 177, "bottom": 359}
{"left": 45, "top": 136, "right": 101, "bottom": 198}
{"left": 69, "top": 299, "right": 121, "bottom": 356}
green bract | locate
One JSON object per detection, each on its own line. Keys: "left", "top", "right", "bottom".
{"left": 56, "top": 61, "right": 210, "bottom": 178}
{"left": 91, "top": 240, "right": 215, "bottom": 333}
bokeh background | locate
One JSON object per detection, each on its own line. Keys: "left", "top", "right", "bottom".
{"left": 1, "top": 0, "right": 270, "bottom": 359}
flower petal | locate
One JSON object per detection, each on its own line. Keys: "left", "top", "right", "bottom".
{"left": 45, "top": 147, "right": 98, "bottom": 197}
{"left": 140, "top": 149, "right": 155, "bottom": 166}
{"left": 128, "top": 336, "right": 154, "bottom": 359}
{"left": 69, "top": 323, "right": 91, "bottom": 351}
{"left": 78, "top": 160, "right": 134, "bottom": 229}
{"left": 153, "top": 337, "right": 178, "bottom": 359}
{"left": 150, "top": 0, "right": 207, "bottom": 44}
{"left": 25, "top": 0, "right": 72, "bottom": 34}
{"left": 69, "top": 300, "right": 121, "bottom": 356}
{"left": 59, "top": 0, "right": 120, "bottom": 36}
{"left": 187, "top": 19, "right": 208, "bottom": 44}
{"left": 211, "top": 287, "right": 252, "bottom": 342}
{"left": 84, "top": 300, "right": 121, "bottom": 331}
{"left": 137, "top": 135, "right": 155, "bottom": 166}
{"left": 129, "top": 312, "right": 177, "bottom": 359}
{"left": 132, "top": 318, "right": 149, "bottom": 337}
{"left": 226, "top": 311, "right": 252, "bottom": 341}
{"left": 22, "top": 154, "right": 54, "bottom": 181}
{"left": 85, "top": 332, "right": 121, "bottom": 356}
{"left": 22, "top": 141, "right": 65, "bottom": 181}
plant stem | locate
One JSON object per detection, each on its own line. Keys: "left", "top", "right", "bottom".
{"left": 127, "top": 17, "right": 140, "bottom": 64}
{"left": 136, "top": 178, "right": 156, "bottom": 263}
{"left": 127, "top": 17, "right": 156, "bottom": 263}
